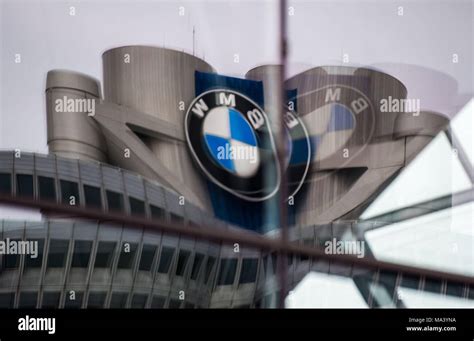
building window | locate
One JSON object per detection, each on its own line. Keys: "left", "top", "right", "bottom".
{"left": 424, "top": 278, "right": 442, "bottom": 293}
{"left": 106, "top": 190, "right": 124, "bottom": 213}
{"left": 0, "top": 293, "right": 15, "bottom": 308}
{"left": 170, "top": 213, "right": 184, "bottom": 224}
{"left": 190, "top": 253, "right": 204, "bottom": 280}
{"left": 83, "top": 185, "right": 102, "bottom": 209}
{"left": 150, "top": 296, "right": 166, "bottom": 309}
{"left": 168, "top": 299, "right": 181, "bottom": 309}
{"left": 110, "top": 293, "right": 128, "bottom": 308}
{"left": 71, "top": 240, "right": 93, "bottom": 268}
{"left": 2, "top": 238, "right": 21, "bottom": 269}
{"left": 239, "top": 258, "right": 258, "bottom": 284}
{"left": 175, "top": 250, "right": 191, "bottom": 277}
{"left": 38, "top": 176, "right": 56, "bottom": 202}
{"left": 41, "top": 292, "right": 61, "bottom": 309}
{"left": 18, "top": 292, "right": 38, "bottom": 309}
{"left": 117, "top": 242, "right": 138, "bottom": 269}
{"left": 217, "top": 258, "right": 238, "bottom": 286}
{"left": 149, "top": 205, "right": 165, "bottom": 220}
{"left": 157, "top": 246, "right": 175, "bottom": 274}
{"left": 16, "top": 174, "right": 34, "bottom": 198}
{"left": 64, "top": 292, "right": 83, "bottom": 309}
{"left": 0, "top": 173, "right": 11, "bottom": 194}
{"left": 204, "top": 256, "right": 216, "bottom": 284}
{"left": 87, "top": 292, "right": 107, "bottom": 309}
{"left": 131, "top": 294, "right": 148, "bottom": 308}
{"left": 138, "top": 244, "right": 157, "bottom": 271}
{"left": 129, "top": 197, "right": 145, "bottom": 217}
{"left": 24, "top": 239, "right": 44, "bottom": 268}
{"left": 60, "top": 180, "right": 80, "bottom": 206}
{"left": 446, "top": 282, "right": 464, "bottom": 297}
{"left": 47, "top": 239, "right": 69, "bottom": 268}
{"left": 94, "top": 241, "right": 116, "bottom": 268}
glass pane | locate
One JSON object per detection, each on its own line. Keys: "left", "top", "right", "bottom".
{"left": 239, "top": 258, "right": 258, "bottom": 284}
{"left": 106, "top": 190, "right": 124, "bottom": 213}
{"left": 168, "top": 299, "right": 181, "bottom": 309}
{"left": 138, "top": 244, "right": 157, "bottom": 271}
{"left": 117, "top": 242, "right": 138, "bottom": 269}
{"left": 87, "top": 292, "right": 106, "bottom": 309}
{"left": 71, "top": 240, "right": 93, "bottom": 268}
{"left": 157, "top": 246, "right": 174, "bottom": 274}
{"left": 16, "top": 174, "right": 33, "bottom": 198}
{"left": 204, "top": 257, "right": 216, "bottom": 284}
{"left": 60, "top": 180, "right": 80, "bottom": 205}
{"left": 190, "top": 253, "right": 204, "bottom": 280}
{"left": 94, "top": 241, "right": 116, "bottom": 268}
{"left": 42, "top": 292, "right": 61, "bottom": 309}
{"left": 110, "top": 293, "right": 128, "bottom": 308}
{"left": 217, "top": 258, "right": 237, "bottom": 286}
{"left": 47, "top": 239, "right": 69, "bottom": 268}
{"left": 175, "top": 250, "right": 191, "bottom": 277}
{"left": 0, "top": 293, "right": 15, "bottom": 308}
{"left": 24, "top": 239, "right": 44, "bottom": 268}
{"left": 0, "top": 173, "right": 12, "bottom": 194}
{"left": 64, "top": 292, "right": 83, "bottom": 309}
{"left": 129, "top": 197, "right": 145, "bottom": 217}
{"left": 38, "top": 176, "right": 56, "bottom": 202}
{"left": 131, "top": 294, "right": 147, "bottom": 308}
{"left": 18, "top": 292, "right": 38, "bottom": 309}
{"left": 2, "top": 238, "right": 21, "bottom": 269}
{"left": 150, "top": 205, "right": 165, "bottom": 220}
{"left": 84, "top": 184, "right": 102, "bottom": 209}
{"left": 150, "top": 296, "right": 166, "bottom": 309}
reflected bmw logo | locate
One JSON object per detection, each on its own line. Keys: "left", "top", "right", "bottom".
{"left": 185, "top": 89, "right": 281, "bottom": 201}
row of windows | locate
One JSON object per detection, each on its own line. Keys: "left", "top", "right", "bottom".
{"left": 0, "top": 173, "right": 169, "bottom": 220}
{"left": 1, "top": 239, "right": 259, "bottom": 286}
{"left": 0, "top": 291, "right": 200, "bottom": 309}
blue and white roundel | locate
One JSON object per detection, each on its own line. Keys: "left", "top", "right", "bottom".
{"left": 202, "top": 106, "right": 260, "bottom": 178}
{"left": 302, "top": 102, "right": 355, "bottom": 161}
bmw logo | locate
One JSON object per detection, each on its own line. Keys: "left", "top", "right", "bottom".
{"left": 185, "top": 89, "right": 281, "bottom": 201}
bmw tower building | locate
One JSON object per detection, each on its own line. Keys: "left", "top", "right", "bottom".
{"left": 0, "top": 44, "right": 472, "bottom": 311}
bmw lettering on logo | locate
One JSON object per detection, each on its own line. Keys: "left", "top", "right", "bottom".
{"left": 185, "top": 89, "right": 280, "bottom": 202}
{"left": 294, "top": 85, "right": 375, "bottom": 170}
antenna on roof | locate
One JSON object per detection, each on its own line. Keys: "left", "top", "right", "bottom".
{"left": 193, "top": 26, "right": 195, "bottom": 56}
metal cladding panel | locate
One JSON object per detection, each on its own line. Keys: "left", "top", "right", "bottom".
{"left": 79, "top": 160, "right": 102, "bottom": 187}
{"left": 13, "top": 153, "right": 35, "bottom": 174}
{"left": 0, "top": 152, "right": 14, "bottom": 172}
{"left": 184, "top": 203, "right": 203, "bottom": 225}
{"left": 35, "top": 154, "right": 56, "bottom": 176}
{"left": 24, "top": 221, "right": 48, "bottom": 239}
{"left": 123, "top": 172, "right": 145, "bottom": 199}
{"left": 101, "top": 165, "right": 124, "bottom": 193}
{"left": 56, "top": 157, "right": 80, "bottom": 180}
{"left": 2, "top": 221, "right": 25, "bottom": 238}
{"left": 71, "top": 221, "right": 98, "bottom": 240}
{"left": 164, "top": 190, "right": 184, "bottom": 216}
{"left": 102, "top": 46, "right": 214, "bottom": 125}
{"left": 144, "top": 180, "right": 166, "bottom": 207}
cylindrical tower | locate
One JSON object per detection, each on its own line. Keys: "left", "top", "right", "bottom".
{"left": 46, "top": 70, "right": 106, "bottom": 162}
{"left": 102, "top": 46, "right": 215, "bottom": 210}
